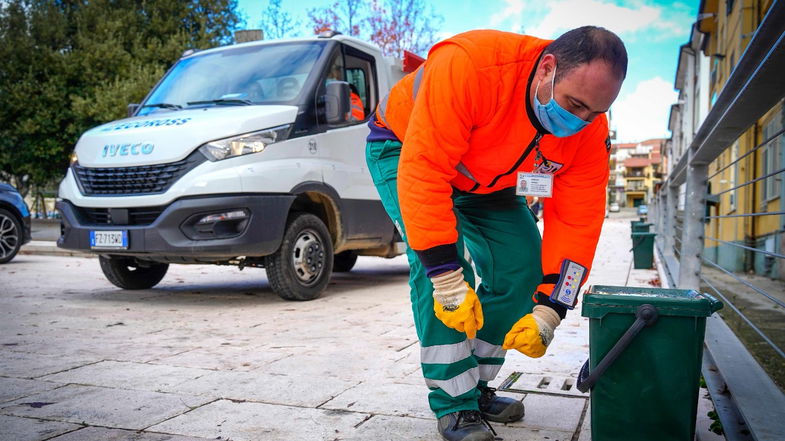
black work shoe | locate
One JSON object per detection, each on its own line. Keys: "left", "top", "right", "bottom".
{"left": 437, "top": 410, "right": 495, "bottom": 441}
{"left": 478, "top": 386, "right": 525, "bottom": 423}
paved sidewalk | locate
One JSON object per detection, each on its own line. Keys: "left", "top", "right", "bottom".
{"left": 2, "top": 213, "right": 671, "bottom": 441}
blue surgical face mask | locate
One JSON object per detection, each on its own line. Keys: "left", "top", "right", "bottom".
{"left": 533, "top": 65, "right": 589, "bottom": 137}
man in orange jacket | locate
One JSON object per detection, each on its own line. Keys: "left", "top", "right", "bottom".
{"left": 366, "top": 26, "right": 626, "bottom": 440}
{"left": 349, "top": 84, "right": 365, "bottom": 121}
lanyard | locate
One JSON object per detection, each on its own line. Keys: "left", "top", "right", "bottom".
{"left": 533, "top": 145, "right": 551, "bottom": 171}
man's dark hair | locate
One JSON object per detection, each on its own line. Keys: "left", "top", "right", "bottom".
{"left": 544, "top": 26, "right": 628, "bottom": 82}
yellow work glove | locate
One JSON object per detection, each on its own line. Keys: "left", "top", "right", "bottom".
{"left": 431, "top": 268, "right": 484, "bottom": 339}
{"left": 502, "top": 304, "right": 562, "bottom": 358}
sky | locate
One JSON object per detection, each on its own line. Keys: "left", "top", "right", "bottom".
{"left": 236, "top": 0, "right": 699, "bottom": 143}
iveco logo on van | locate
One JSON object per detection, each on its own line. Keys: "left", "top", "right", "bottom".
{"left": 102, "top": 143, "right": 155, "bottom": 157}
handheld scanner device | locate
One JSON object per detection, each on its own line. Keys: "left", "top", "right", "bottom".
{"left": 549, "top": 259, "right": 587, "bottom": 309}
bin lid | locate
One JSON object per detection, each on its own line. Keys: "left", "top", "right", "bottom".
{"left": 582, "top": 285, "right": 723, "bottom": 318}
{"left": 630, "top": 232, "right": 656, "bottom": 237}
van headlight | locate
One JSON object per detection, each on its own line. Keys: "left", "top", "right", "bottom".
{"left": 198, "top": 124, "right": 292, "bottom": 161}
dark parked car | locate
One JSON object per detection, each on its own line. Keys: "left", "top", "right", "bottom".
{"left": 0, "top": 183, "right": 32, "bottom": 263}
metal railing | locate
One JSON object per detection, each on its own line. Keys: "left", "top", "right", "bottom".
{"left": 650, "top": 2, "right": 785, "bottom": 439}
{"left": 654, "top": 133, "right": 785, "bottom": 441}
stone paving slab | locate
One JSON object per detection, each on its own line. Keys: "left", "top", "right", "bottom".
{"left": 148, "top": 399, "right": 370, "bottom": 441}
{"left": 148, "top": 345, "right": 291, "bottom": 371}
{"left": 320, "top": 381, "right": 433, "bottom": 419}
{"left": 1, "top": 335, "right": 202, "bottom": 365}
{"left": 0, "top": 415, "right": 80, "bottom": 441}
{"left": 261, "top": 348, "right": 408, "bottom": 382}
{"left": 0, "top": 351, "right": 100, "bottom": 379}
{"left": 511, "top": 393, "right": 587, "bottom": 432}
{"left": 48, "top": 426, "right": 211, "bottom": 441}
{"left": 40, "top": 360, "right": 212, "bottom": 392}
{"left": 0, "top": 384, "right": 211, "bottom": 430}
{"left": 0, "top": 377, "right": 64, "bottom": 404}
{"left": 578, "top": 406, "right": 591, "bottom": 441}
{"left": 167, "top": 369, "right": 358, "bottom": 407}
{"left": 347, "top": 414, "right": 575, "bottom": 441}
{"left": 492, "top": 426, "right": 575, "bottom": 441}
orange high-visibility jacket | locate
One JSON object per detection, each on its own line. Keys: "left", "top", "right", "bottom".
{"left": 350, "top": 92, "right": 365, "bottom": 121}
{"left": 376, "top": 30, "right": 611, "bottom": 290}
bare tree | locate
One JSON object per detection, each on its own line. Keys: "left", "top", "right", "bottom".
{"left": 368, "top": 0, "right": 443, "bottom": 57}
{"left": 260, "top": 0, "right": 300, "bottom": 39}
{"left": 307, "top": 0, "right": 364, "bottom": 36}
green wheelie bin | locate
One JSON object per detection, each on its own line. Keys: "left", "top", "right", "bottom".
{"left": 577, "top": 286, "right": 723, "bottom": 441}
{"left": 631, "top": 232, "right": 655, "bottom": 268}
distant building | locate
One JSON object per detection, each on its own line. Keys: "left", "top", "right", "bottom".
{"left": 609, "top": 139, "right": 666, "bottom": 207}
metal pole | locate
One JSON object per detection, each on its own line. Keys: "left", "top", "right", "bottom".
{"left": 679, "top": 148, "right": 708, "bottom": 290}
{"left": 664, "top": 183, "right": 678, "bottom": 256}
{"left": 654, "top": 191, "right": 664, "bottom": 248}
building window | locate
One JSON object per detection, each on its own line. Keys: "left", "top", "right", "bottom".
{"left": 730, "top": 142, "right": 738, "bottom": 211}
{"left": 762, "top": 109, "right": 783, "bottom": 203}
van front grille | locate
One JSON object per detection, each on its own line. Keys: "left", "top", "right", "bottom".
{"left": 73, "top": 151, "right": 205, "bottom": 196}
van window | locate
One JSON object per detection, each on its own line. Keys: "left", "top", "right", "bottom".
{"left": 343, "top": 46, "right": 376, "bottom": 120}
{"left": 139, "top": 42, "right": 326, "bottom": 115}
{"left": 346, "top": 68, "right": 367, "bottom": 108}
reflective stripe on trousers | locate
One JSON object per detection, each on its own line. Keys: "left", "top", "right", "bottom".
{"left": 420, "top": 338, "right": 507, "bottom": 395}
{"left": 474, "top": 338, "right": 506, "bottom": 381}
{"left": 425, "top": 367, "right": 480, "bottom": 397}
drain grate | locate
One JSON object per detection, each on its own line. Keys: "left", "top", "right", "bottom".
{"left": 498, "top": 371, "right": 586, "bottom": 397}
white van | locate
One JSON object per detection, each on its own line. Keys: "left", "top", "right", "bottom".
{"left": 56, "top": 33, "right": 409, "bottom": 300}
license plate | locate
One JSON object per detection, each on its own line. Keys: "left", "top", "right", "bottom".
{"left": 90, "top": 230, "right": 128, "bottom": 249}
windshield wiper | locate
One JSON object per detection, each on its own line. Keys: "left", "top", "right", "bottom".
{"left": 187, "top": 98, "right": 253, "bottom": 106}
{"left": 140, "top": 102, "right": 182, "bottom": 110}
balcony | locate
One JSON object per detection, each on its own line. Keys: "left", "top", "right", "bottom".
{"left": 624, "top": 172, "right": 648, "bottom": 179}
{"left": 626, "top": 184, "right": 647, "bottom": 192}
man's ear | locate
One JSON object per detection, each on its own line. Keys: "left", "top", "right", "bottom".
{"left": 535, "top": 53, "right": 557, "bottom": 83}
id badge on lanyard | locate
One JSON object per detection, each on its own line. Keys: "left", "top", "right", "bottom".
{"left": 515, "top": 148, "right": 553, "bottom": 198}
{"left": 516, "top": 172, "right": 553, "bottom": 197}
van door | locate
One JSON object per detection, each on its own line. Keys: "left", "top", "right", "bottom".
{"left": 317, "top": 43, "right": 392, "bottom": 242}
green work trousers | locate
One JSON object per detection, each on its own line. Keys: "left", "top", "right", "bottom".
{"left": 366, "top": 139, "right": 543, "bottom": 417}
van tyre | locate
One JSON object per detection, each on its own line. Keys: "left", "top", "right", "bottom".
{"left": 99, "top": 256, "right": 169, "bottom": 290}
{"left": 333, "top": 251, "right": 358, "bottom": 272}
{"left": 0, "top": 208, "right": 22, "bottom": 264}
{"left": 266, "top": 213, "right": 333, "bottom": 301}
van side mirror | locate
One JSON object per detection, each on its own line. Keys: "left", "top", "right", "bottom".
{"left": 324, "top": 81, "right": 350, "bottom": 125}
{"left": 127, "top": 103, "right": 140, "bottom": 117}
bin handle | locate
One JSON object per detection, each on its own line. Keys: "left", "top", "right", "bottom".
{"left": 629, "top": 235, "right": 651, "bottom": 252}
{"left": 700, "top": 292, "right": 724, "bottom": 313}
{"left": 576, "top": 304, "right": 658, "bottom": 393}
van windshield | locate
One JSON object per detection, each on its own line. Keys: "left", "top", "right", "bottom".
{"left": 139, "top": 41, "right": 326, "bottom": 116}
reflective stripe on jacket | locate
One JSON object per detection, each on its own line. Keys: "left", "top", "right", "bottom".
{"left": 375, "top": 30, "right": 610, "bottom": 282}
{"left": 350, "top": 92, "right": 365, "bottom": 121}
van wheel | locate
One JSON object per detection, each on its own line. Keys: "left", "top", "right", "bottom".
{"left": 265, "top": 213, "right": 333, "bottom": 301}
{"left": 333, "top": 251, "right": 358, "bottom": 272}
{"left": 0, "top": 208, "right": 22, "bottom": 264}
{"left": 99, "top": 256, "right": 169, "bottom": 290}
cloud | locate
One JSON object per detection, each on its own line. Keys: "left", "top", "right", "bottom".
{"left": 492, "top": 0, "right": 691, "bottom": 39}
{"left": 490, "top": 0, "right": 528, "bottom": 33}
{"left": 610, "top": 76, "right": 676, "bottom": 142}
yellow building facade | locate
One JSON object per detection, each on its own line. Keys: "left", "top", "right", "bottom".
{"left": 701, "top": 0, "right": 783, "bottom": 277}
